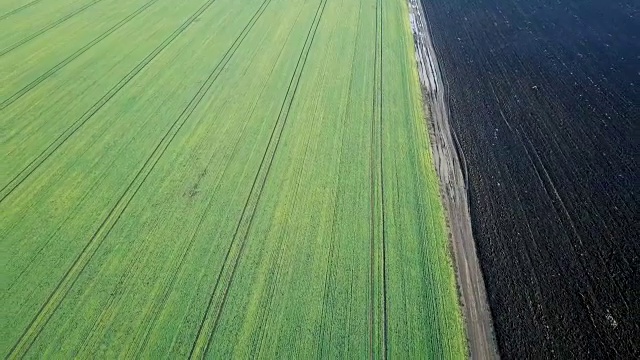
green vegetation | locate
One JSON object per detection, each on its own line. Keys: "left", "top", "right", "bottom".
{"left": 0, "top": 0, "right": 466, "bottom": 357}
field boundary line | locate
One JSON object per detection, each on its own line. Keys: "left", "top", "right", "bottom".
{"left": 0, "top": 0, "right": 161, "bottom": 109}
{"left": 0, "top": 0, "right": 45, "bottom": 21}
{"left": 187, "top": 0, "right": 329, "bottom": 357}
{"left": 0, "top": 0, "right": 219, "bottom": 204}
{"left": 3, "top": 0, "right": 259, "bottom": 355}
{"left": 407, "top": 0, "right": 499, "bottom": 357}
{"left": 0, "top": 0, "right": 106, "bottom": 57}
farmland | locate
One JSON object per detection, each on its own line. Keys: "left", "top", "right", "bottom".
{"left": 420, "top": 0, "right": 639, "bottom": 358}
{"left": 0, "top": 0, "right": 467, "bottom": 357}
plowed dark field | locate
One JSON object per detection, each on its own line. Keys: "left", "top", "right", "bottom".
{"left": 420, "top": 0, "right": 639, "bottom": 358}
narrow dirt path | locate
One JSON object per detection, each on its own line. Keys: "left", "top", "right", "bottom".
{"left": 406, "top": 0, "right": 499, "bottom": 358}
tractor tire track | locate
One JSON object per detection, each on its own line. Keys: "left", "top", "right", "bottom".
{"left": 0, "top": 0, "right": 219, "bottom": 204}
{"left": 0, "top": 0, "right": 45, "bottom": 22}
{"left": 31, "top": 0, "right": 267, "bottom": 353}
{"left": 368, "top": 7, "right": 376, "bottom": 359}
{"left": 369, "top": 0, "right": 386, "bottom": 356}
{"left": 253, "top": 9, "right": 340, "bottom": 350}
{"left": 317, "top": 2, "right": 363, "bottom": 355}
{"left": 4, "top": 0, "right": 261, "bottom": 356}
{"left": 64, "top": 0, "right": 277, "bottom": 355}
{"left": 378, "top": 0, "right": 387, "bottom": 355}
{"left": 127, "top": 4, "right": 310, "bottom": 356}
{"left": 0, "top": 0, "right": 106, "bottom": 57}
{"left": 0, "top": 0, "right": 161, "bottom": 109}
{"left": 188, "top": 0, "right": 328, "bottom": 357}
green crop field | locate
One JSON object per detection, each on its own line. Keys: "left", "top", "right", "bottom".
{"left": 0, "top": 0, "right": 466, "bottom": 357}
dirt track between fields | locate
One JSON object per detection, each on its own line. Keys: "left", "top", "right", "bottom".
{"left": 406, "top": 1, "right": 499, "bottom": 358}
